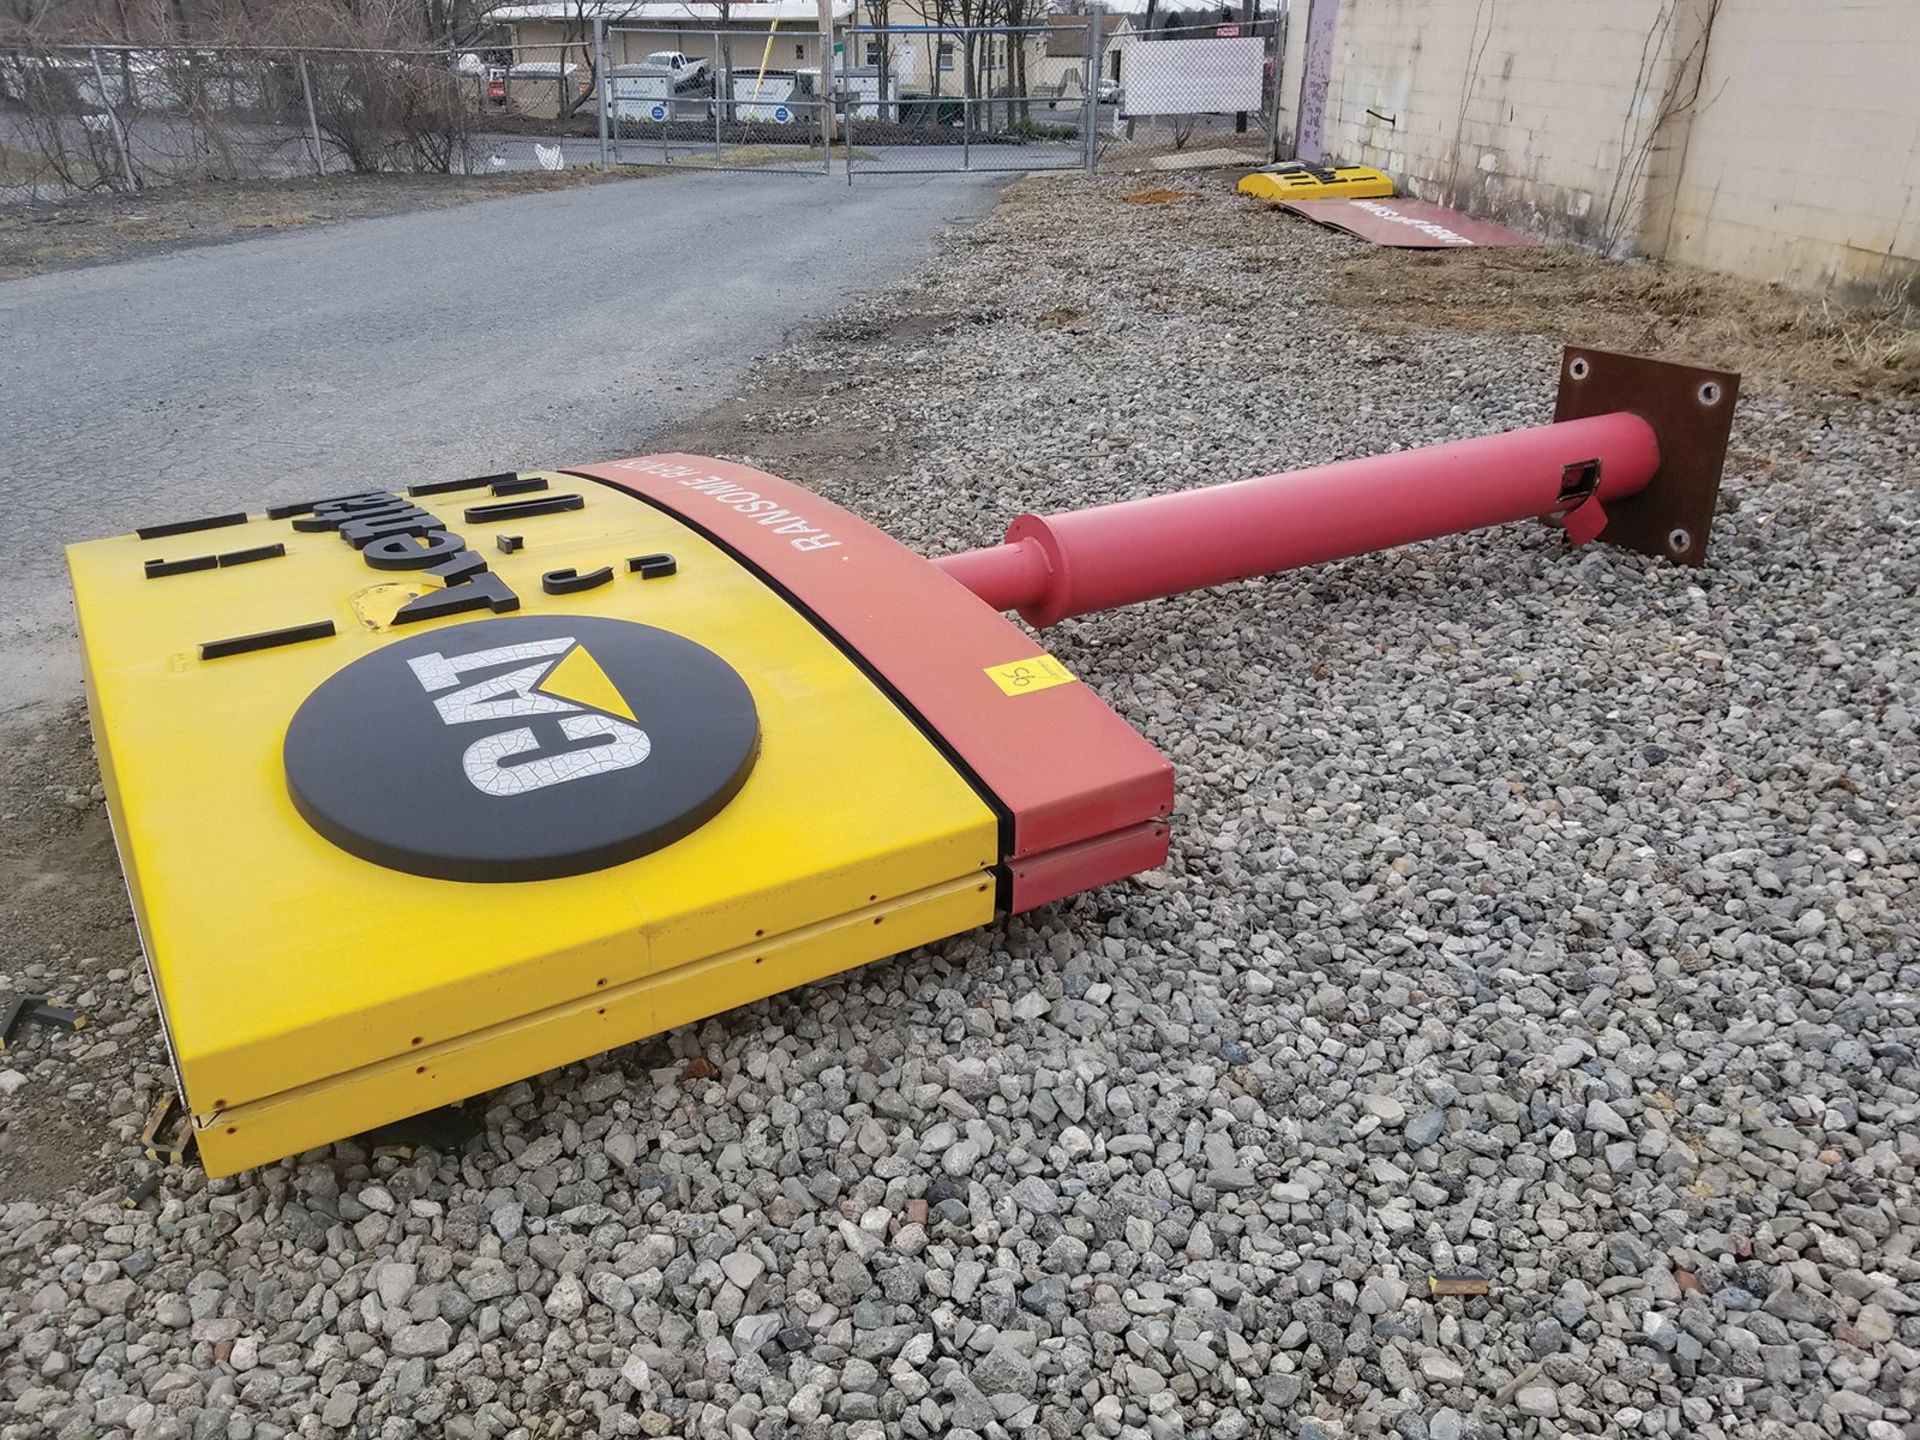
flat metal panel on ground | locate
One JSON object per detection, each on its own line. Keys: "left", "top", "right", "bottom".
{"left": 1280, "top": 196, "right": 1536, "bottom": 247}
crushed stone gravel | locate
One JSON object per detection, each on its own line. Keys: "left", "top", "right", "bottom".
{"left": 2, "top": 174, "right": 1917, "bottom": 1440}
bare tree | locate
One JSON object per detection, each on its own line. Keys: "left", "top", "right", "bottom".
{"left": 271, "top": 0, "right": 467, "bottom": 170}
{"left": 943, "top": 0, "right": 995, "bottom": 130}
{"left": 927, "top": 0, "right": 952, "bottom": 102}
{"left": 1000, "top": 0, "right": 1043, "bottom": 127}
{"left": 862, "top": 0, "right": 888, "bottom": 117}
{"left": 549, "top": 0, "right": 640, "bottom": 120}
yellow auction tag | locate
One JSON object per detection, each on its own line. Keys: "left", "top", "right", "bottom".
{"left": 985, "top": 655, "right": 1077, "bottom": 696}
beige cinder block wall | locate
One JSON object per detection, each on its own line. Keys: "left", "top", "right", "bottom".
{"left": 1283, "top": 0, "right": 1686, "bottom": 247}
{"left": 1279, "top": 0, "right": 1920, "bottom": 301}
{"left": 1651, "top": 0, "right": 1919, "bottom": 303}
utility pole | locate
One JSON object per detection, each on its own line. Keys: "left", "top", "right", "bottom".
{"left": 820, "top": 0, "right": 838, "bottom": 144}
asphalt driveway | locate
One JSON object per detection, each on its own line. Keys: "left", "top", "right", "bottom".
{"left": 0, "top": 169, "right": 1005, "bottom": 715}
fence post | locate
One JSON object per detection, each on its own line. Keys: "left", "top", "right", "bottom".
{"left": 843, "top": 24, "right": 856, "bottom": 183}
{"left": 461, "top": 71, "right": 477, "bottom": 175}
{"left": 960, "top": 30, "right": 971, "bottom": 171}
{"left": 298, "top": 54, "right": 325, "bottom": 176}
{"left": 1266, "top": 3, "right": 1288, "bottom": 163}
{"left": 1083, "top": 7, "right": 1100, "bottom": 171}
{"left": 607, "top": 33, "right": 625, "bottom": 168}
{"left": 594, "top": 18, "right": 611, "bottom": 170}
{"left": 713, "top": 26, "right": 725, "bottom": 162}
{"left": 87, "top": 47, "right": 139, "bottom": 191}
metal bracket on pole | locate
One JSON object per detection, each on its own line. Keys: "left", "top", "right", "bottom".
{"left": 1553, "top": 347, "right": 1739, "bottom": 568}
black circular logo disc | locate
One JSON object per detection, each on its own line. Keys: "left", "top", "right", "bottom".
{"left": 284, "top": 616, "right": 759, "bottom": 882}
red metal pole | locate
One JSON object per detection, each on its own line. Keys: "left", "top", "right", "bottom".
{"left": 935, "top": 412, "right": 1659, "bottom": 627}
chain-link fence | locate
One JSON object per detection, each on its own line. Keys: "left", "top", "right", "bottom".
{"left": 1096, "top": 15, "right": 1282, "bottom": 169}
{"left": 1, "top": 17, "right": 1282, "bottom": 198}
{"left": 453, "top": 39, "right": 604, "bottom": 177}
{"left": 4, "top": 46, "right": 320, "bottom": 199}
{"left": 0, "top": 39, "right": 608, "bottom": 199}
{"left": 842, "top": 22, "right": 1094, "bottom": 177}
{"left": 603, "top": 24, "right": 830, "bottom": 175}
{"left": 0, "top": 43, "right": 487, "bottom": 198}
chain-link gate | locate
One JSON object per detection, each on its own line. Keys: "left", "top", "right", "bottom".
{"left": 602, "top": 23, "right": 831, "bottom": 175}
{"left": 840, "top": 21, "right": 1096, "bottom": 179}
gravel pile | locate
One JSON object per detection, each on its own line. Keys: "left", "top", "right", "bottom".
{"left": 3, "top": 175, "right": 1917, "bottom": 1440}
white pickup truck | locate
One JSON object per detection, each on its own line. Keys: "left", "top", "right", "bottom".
{"left": 641, "top": 51, "right": 708, "bottom": 88}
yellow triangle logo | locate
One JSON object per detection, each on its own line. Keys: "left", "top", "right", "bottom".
{"left": 537, "top": 645, "right": 636, "bottom": 722}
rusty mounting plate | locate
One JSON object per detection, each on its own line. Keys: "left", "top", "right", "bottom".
{"left": 1554, "top": 346, "right": 1740, "bottom": 567}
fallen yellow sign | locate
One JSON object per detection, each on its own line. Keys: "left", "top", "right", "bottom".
{"left": 70, "top": 471, "right": 998, "bottom": 1174}
{"left": 1238, "top": 161, "right": 1394, "bottom": 201}
{"left": 72, "top": 454, "right": 1179, "bottom": 1176}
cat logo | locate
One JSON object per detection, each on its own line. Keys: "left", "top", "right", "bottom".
{"left": 408, "top": 634, "right": 652, "bottom": 798}
{"left": 283, "top": 616, "right": 760, "bottom": 882}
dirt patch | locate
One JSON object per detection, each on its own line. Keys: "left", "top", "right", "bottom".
{"left": 0, "top": 706, "right": 153, "bottom": 1202}
{"left": 648, "top": 300, "right": 1026, "bottom": 486}
{"left": 1322, "top": 241, "right": 1919, "bottom": 400}
{"left": 651, "top": 326, "right": 903, "bottom": 480}
{"left": 0, "top": 168, "right": 626, "bottom": 279}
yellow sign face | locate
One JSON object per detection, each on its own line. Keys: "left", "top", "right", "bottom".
{"left": 1237, "top": 164, "right": 1395, "bottom": 201}
{"left": 984, "top": 655, "right": 1077, "bottom": 697}
{"left": 69, "top": 473, "right": 999, "bottom": 1174}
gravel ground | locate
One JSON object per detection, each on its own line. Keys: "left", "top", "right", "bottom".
{"left": 2, "top": 174, "right": 1918, "bottom": 1440}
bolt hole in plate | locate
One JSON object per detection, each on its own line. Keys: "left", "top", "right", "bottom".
{"left": 1553, "top": 347, "right": 1739, "bottom": 567}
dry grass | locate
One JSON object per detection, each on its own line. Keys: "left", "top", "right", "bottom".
{"left": 0, "top": 168, "right": 628, "bottom": 279}
{"left": 1, "top": 144, "right": 108, "bottom": 189}
{"left": 1327, "top": 244, "right": 1918, "bottom": 399}
{"left": 629, "top": 144, "right": 873, "bottom": 173}
{"left": 0, "top": 145, "right": 42, "bottom": 185}
{"left": 228, "top": 210, "right": 325, "bottom": 231}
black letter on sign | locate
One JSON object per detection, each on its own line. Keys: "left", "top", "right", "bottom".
{"left": 363, "top": 531, "right": 469, "bottom": 571}
{"left": 391, "top": 572, "right": 521, "bottom": 626}
{"left": 425, "top": 551, "right": 489, "bottom": 585}
{"left": 339, "top": 510, "right": 442, "bottom": 548}
{"left": 292, "top": 495, "right": 407, "bottom": 532}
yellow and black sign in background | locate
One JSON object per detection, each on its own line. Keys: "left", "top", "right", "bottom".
{"left": 1238, "top": 162, "right": 1395, "bottom": 201}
